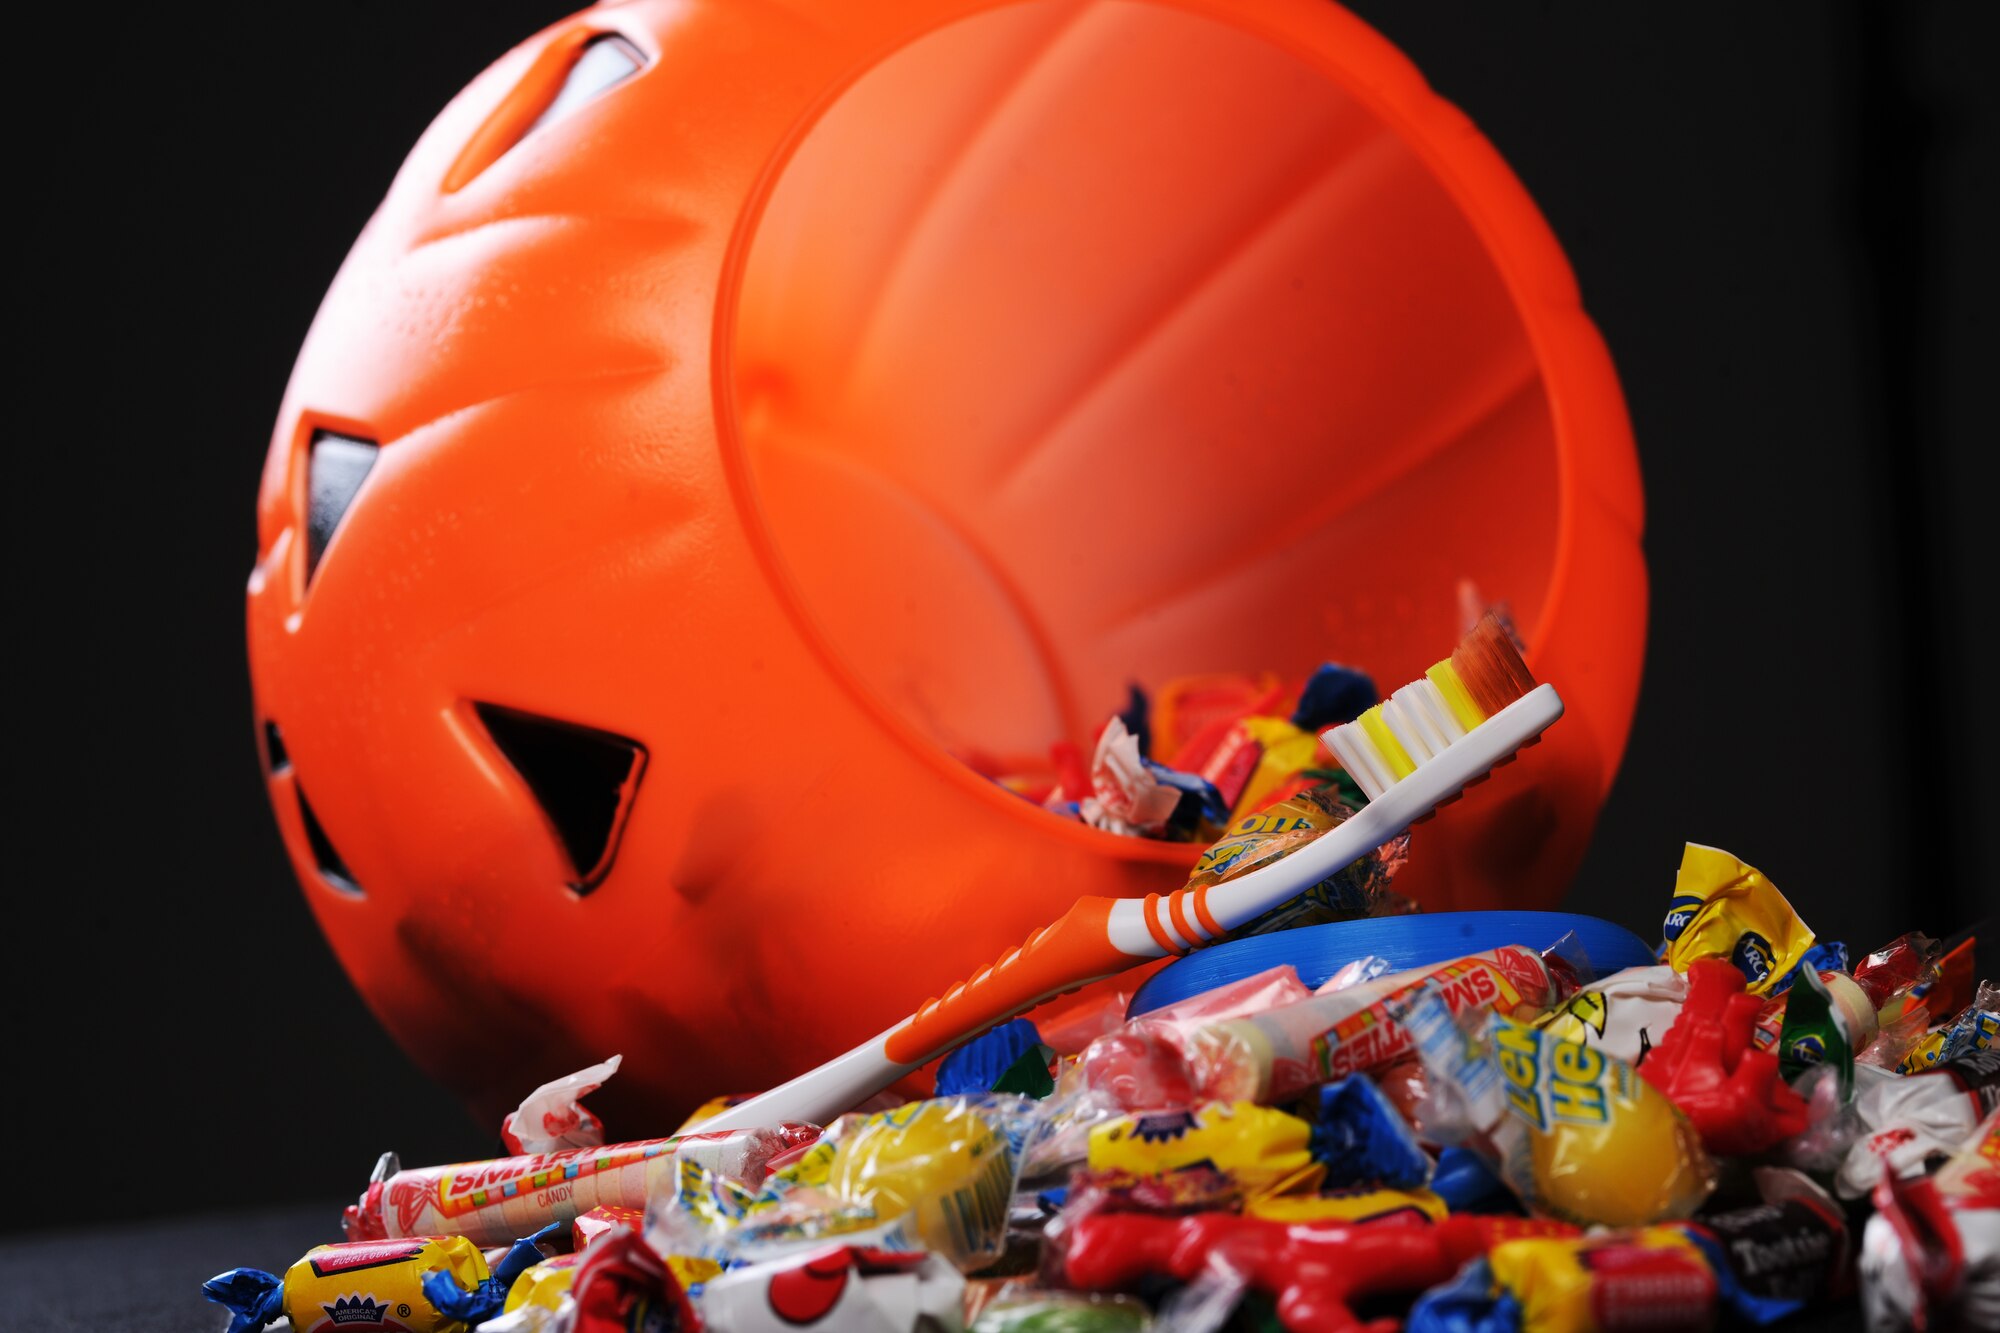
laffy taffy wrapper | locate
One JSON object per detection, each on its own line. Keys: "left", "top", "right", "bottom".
{"left": 1400, "top": 985, "right": 1714, "bottom": 1229}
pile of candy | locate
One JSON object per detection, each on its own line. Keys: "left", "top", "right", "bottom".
{"left": 978, "top": 661, "right": 1380, "bottom": 846}
{"left": 205, "top": 841, "right": 1995, "bottom": 1333}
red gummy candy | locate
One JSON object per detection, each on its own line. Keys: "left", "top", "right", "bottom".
{"left": 1061, "top": 1211, "right": 1576, "bottom": 1333}
{"left": 1638, "top": 958, "right": 1809, "bottom": 1156}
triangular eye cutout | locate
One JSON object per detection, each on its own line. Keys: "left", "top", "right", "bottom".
{"left": 305, "top": 430, "right": 379, "bottom": 583}
{"left": 296, "top": 782, "right": 362, "bottom": 895}
{"left": 473, "top": 704, "right": 647, "bottom": 893}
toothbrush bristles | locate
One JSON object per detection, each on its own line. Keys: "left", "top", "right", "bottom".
{"left": 1319, "top": 612, "right": 1539, "bottom": 801}
{"left": 1451, "top": 613, "right": 1536, "bottom": 716}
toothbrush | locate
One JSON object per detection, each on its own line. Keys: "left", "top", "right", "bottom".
{"left": 697, "top": 615, "right": 1562, "bottom": 1133}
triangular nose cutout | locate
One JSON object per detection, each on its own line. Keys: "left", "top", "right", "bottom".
{"left": 472, "top": 703, "right": 647, "bottom": 893}
{"left": 305, "top": 431, "right": 379, "bottom": 583}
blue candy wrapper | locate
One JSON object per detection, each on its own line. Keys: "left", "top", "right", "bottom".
{"left": 1768, "top": 941, "right": 1850, "bottom": 996}
{"left": 1406, "top": 1258, "right": 1520, "bottom": 1333}
{"left": 1431, "top": 1147, "right": 1520, "bottom": 1216}
{"left": 936, "top": 1019, "right": 1045, "bottom": 1097}
{"left": 201, "top": 1269, "right": 286, "bottom": 1333}
{"left": 1291, "top": 663, "right": 1377, "bottom": 734}
{"left": 1309, "top": 1076, "right": 1431, "bottom": 1191}
{"left": 421, "top": 1222, "right": 561, "bottom": 1325}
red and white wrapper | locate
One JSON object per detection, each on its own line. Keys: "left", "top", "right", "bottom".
{"left": 699, "top": 1247, "right": 965, "bottom": 1333}
{"left": 503, "top": 1055, "right": 622, "bottom": 1156}
{"left": 1861, "top": 1173, "right": 2000, "bottom": 1331}
{"left": 1077, "top": 718, "right": 1179, "bottom": 836}
{"left": 1838, "top": 1050, "right": 2000, "bottom": 1199}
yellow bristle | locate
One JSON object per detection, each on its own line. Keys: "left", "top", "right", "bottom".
{"left": 1426, "top": 661, "right": 1487, "bottom": 732}
{"left": 1357, "top": 705, "right": 1417, "bottom": 781}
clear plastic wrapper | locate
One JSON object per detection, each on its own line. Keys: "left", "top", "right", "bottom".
{"left": 1852, "top": 932, "right": 1943, "bottom": 1011}
{"left": 1898, "top": 982, "right": 1999, "bottom": 1074}
{"left": 1150, "top": 1265, "right": 1246, "bottom": 1333}
{"left": 1023, "top": 971, "right": 1323, "bottom": 1177}
{"left": 1031, "top": 987, "right": 1142, "bottom": 1059}
{"left": 1144, "top": 966, "right": 1317, "bottom": 1044}
{"left": 1399, "top": 985, "right": 1714, "bottom": 1229}
{"left": 659, "top": 1094, "right": 1038, "bottom": 1273}
{"left": 1076, "top": 966, "right": 1315, "bottom": 1114}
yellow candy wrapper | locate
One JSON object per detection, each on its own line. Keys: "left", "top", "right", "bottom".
{"left": 1088, "top": 1101, "right": 1324, "bottom": 1197}
{"left": 504, "top": 1253, "right": 581, "bottom": 1314}
{"left": 1229, "top": 716, "right": 1328, "bottom": 817}
{"left": 1487, "top": 1227, "right": 1717, "bottom": 1332}
{"left": 1660, "top": 843, "right": 1814, "bottom": 995}
{"left": 263, "top": 1236, "right": 493, "bottom": 1333}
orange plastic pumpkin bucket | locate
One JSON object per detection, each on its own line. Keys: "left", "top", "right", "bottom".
{"left": 248, "top": 0, "right": 1644, "bottom": 1125}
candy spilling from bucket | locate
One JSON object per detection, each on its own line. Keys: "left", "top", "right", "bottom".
{"left": 205, "top": 827, "right": 1995, "bottom": 1333}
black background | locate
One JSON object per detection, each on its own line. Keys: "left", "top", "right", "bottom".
{"left": 14, "top": 2, "right": 1995, "bottom": 1233}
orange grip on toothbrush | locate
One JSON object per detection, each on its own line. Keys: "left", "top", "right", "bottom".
{"left": 881, "top": 896, "right": 1145, "bottom": 1066}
